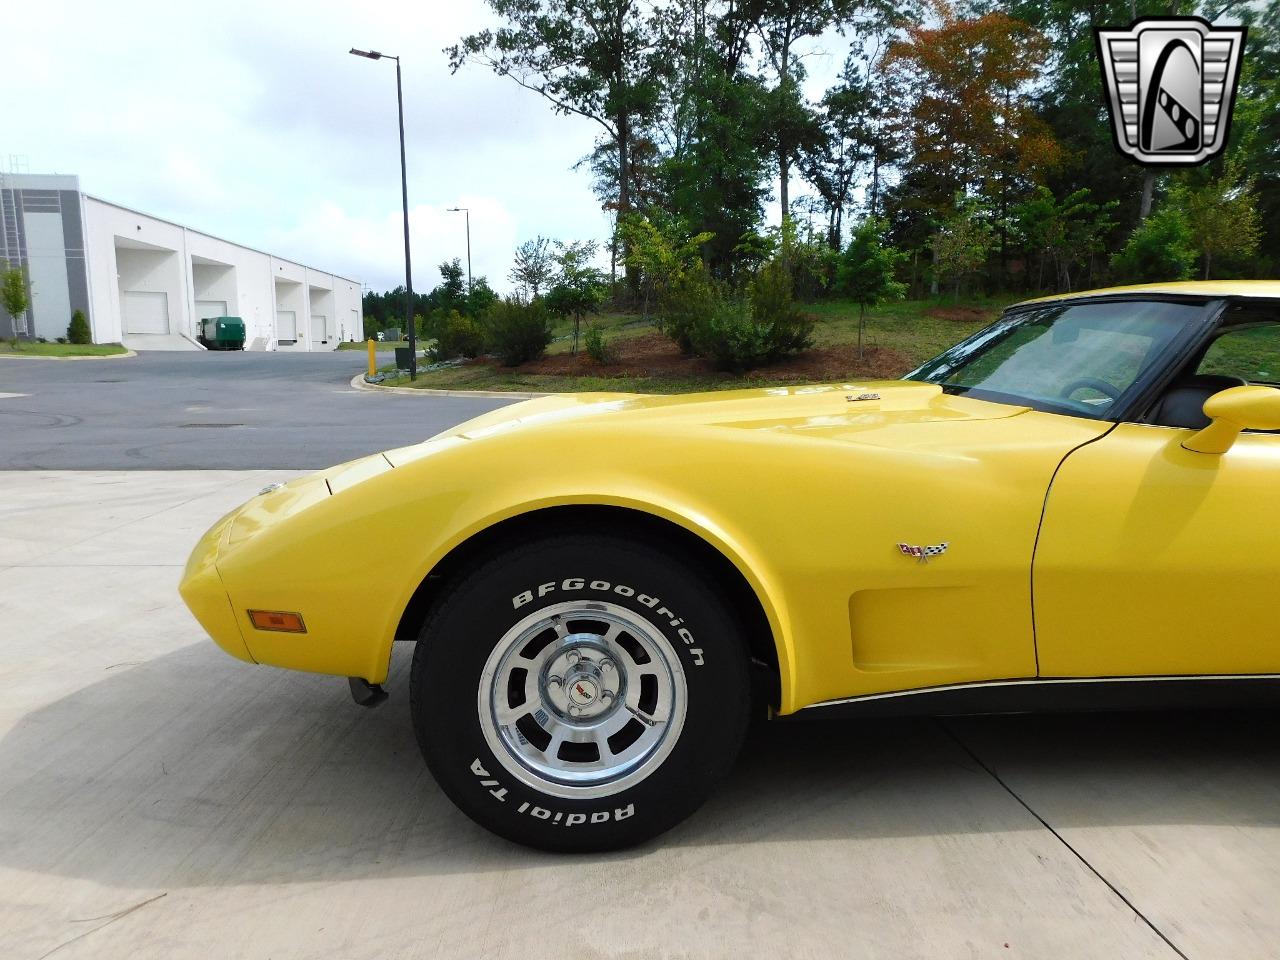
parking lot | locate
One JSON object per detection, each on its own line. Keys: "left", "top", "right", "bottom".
{"left": 2, "top": 355, "right": 1278, "bottom": 959}
{"left": 0, "top": 351, "right": 512, "bottom": 470}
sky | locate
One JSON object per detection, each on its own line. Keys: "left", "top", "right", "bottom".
{"left": 9, "top": 1, "right": 845, "bottom": 295}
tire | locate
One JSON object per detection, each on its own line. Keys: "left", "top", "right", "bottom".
{"left": 410, "top": 532, "right": 751, "bottom": 852}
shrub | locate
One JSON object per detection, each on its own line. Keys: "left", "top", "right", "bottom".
{"left": 483, "top": 297, "right": 553, "bottom": 366}
{"left": 690, "top": 297, "right": 769, "bottom": 372}
{"left": 662, "top": 254, "right": 815, "bottom": 372}
{"left": 583, "top": 322, "right": 618, "bottom": 364}
{"left": 67, "top": 309, "right": 91, "bottom": 344}
{"left": 56, "top": 337, "right": 68, "bottom": 344}
{"left": 1111, "top": 204, "right": 1197, "bottom": 282}
{"left": 659, "top": 264, "right": 719, "bottom": 354}
{"left": 746, "top": 256, "right": 814, "bottom": 356}
{"left": 428, "top": 310, "right": 485, "bottom": 360}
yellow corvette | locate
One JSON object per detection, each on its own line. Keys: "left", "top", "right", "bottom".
{"left": 182, "top": 280, "right": 1280, "bottom": 850}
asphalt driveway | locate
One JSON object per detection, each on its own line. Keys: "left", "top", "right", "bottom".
{"left": 0, "top": 351, "right": 514, "bottom": 469}
{"left": 2, "top": 356, "right": 1279, "bottom": 958}
{"left": 2, "top": 470, "right": 1278, "bottom": 959}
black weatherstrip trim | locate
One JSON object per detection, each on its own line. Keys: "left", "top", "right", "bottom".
{"left": 1028, "top": 422, "right": 1118, "bottom": 676}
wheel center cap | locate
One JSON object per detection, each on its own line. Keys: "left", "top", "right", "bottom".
{"left": 567, "top": 675, "right": 600, "bottom": 707}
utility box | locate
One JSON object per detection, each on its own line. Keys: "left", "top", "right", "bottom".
{"left": 394, "top": 346, "right": 414, "bottom": 371}
{"left": 197, "top": 316, "right": 246, "bottom": 351}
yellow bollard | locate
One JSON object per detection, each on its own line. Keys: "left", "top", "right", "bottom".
{"left": 367, "top": 338, "right": 376, "bottom": 378}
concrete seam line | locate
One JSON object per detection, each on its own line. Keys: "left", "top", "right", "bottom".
{"left": 348, "top": 372, "right": 558, "bottom": 400}
{"left": 936, "top": 719, "right": 1191, "bottom": 960}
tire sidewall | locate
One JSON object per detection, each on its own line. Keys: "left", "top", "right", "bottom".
{"left": 412, "top": 536, "right": 749, "bottom": 851}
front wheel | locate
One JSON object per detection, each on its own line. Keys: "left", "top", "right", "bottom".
{"left": 410, "top": 533, "right": 751, "bottom": 852}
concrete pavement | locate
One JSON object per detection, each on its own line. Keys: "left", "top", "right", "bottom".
{"left": 0, "top": 351, "right": 514, "bottom": 469}
{"left": 3, "top": 471, "right": 1278, "bottom": 959}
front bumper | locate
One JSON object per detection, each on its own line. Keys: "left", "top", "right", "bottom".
{"left": 178, "top": 457, "right": 399, "bottom": 681}
{"left": 179, "top": 510, "right": 254, "bottom": 663}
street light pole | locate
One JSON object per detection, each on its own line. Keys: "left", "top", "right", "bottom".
{"left": 447, "top": 206, "right": 472, "bottom": 295}
{"left": 350, "top": 47, "right": 416, "bottom": 380}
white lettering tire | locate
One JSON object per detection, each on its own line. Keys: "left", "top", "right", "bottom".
{"left": 410, "top": 532, "right": 751, "bottom": 852}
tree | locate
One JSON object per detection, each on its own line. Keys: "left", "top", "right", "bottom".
{"left": 617, "top": 212, "right": 713, "bottom": 318}
{"left": 1007, "top": 0, "right": 1172, "bottom": 229}
{"left": 544, "top": 240, "right": 608, "bottom": 353}
{"left": 509, "top": 237, "right": 557, "bottom": 299}
{"left": 430, "top": 260, "right": 468, "bottom": 315}
{"left": 1012, "top": 186, "right": 1117, "bottom": 292}
{"left": 67, "top": 310, "right": 91, "bottom": 345}
{"left": 747, "top": 0, "right": 863, "bottom": 224}
{"left": 797, "top": 54, "right": 872, "bottom": 249}
{"left": 1178, "top": 161, "right": 1264, "bottom": 280}
{"left": 930, "top": 198, "right": 995, "bottom": 299}
{"left": 837, "top": 218, "right": 906, "bottom": 357}
{"left": 466, "top": 277, "right": 500, "bottom": 317}
{"left": 1110, "top": 205, "right": 1196, "bottom": 283}
{"left": 1, "top": 266, "right": 29, "bottom": 330}
{"left": 1227, "top": 0, "right": 1280, "bottom": 274}
{"left": 448, "top": 0, "right": 673, "bottom": 287}
{"left": 885, "top": 0, "right": 1060, "bottom": 274}
{"left": 654, "top": 2, "right": 772, "bottom": 279}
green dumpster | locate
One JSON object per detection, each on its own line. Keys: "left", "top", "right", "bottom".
{"left": 197, "top": 316, "right": 246, "bottom": 351}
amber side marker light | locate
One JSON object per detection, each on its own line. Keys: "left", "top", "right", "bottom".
{"left": 248, "top": 610, "right": 307, "bottom": 634}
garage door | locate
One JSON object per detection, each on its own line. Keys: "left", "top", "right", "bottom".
{"left": 122, "top": 291, "right": 169, "bottom": 335}
{"left": 276, "top": 310, "right": 297, "bottom": 342}
{"left": 195, "top": 299, "right": 228, "bottom": 321}
{"left": 310, "top": 314, "right": 327, "bottom": 343}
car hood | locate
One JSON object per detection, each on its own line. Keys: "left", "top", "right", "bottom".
{"left": 384, "top": 381, "right": 1031, "bottom": 466}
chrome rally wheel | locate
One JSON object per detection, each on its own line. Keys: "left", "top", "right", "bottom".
{"left": 411, "top": 532, "right": 753, "bottom": 852}
{"left": 478, "top": 601, "right": 688, "bottom": 799}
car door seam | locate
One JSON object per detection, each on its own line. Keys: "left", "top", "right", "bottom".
{"left": 1029, "top": 423, "right": 1120, "bottom": 677}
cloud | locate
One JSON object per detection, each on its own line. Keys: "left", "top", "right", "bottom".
{"left": 267, "top": 196, "right": 520, "bottom": 292}
{"left": 10, "top": 0, "right": 612, "bottom": 293}
{"left": 10, "top": 0, "right": 845, "bottom": 293}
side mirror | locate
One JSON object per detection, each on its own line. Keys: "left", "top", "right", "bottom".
{"left": 1183, "top": 385, "right": 1280, "bottom": 454}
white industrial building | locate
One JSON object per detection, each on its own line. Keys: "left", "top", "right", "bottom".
{"left": 1, "top": 173, "right": 362, "bottom": 351}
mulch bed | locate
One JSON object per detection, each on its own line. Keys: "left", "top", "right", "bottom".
{"left": 471, "top": 332, "right": 913, "bottom": 383}
{"left": 924, "top": 306, "right": 995, "bottom": 322}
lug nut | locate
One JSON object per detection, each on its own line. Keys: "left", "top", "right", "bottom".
{"left": 548, "top": 675, "right": 562, "bottom": 688}
{"left": 569, "top": 705, "right": 581, "bottom": 717}
{"left": 567, "top": 651, "right": 580, "bottom": 665}
{"left": 600, "top": 659, "right": 614, "bottom": 672}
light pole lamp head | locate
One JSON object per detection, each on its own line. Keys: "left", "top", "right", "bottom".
{"left": 349, "top": 48, "right": 384, "bottom": 60}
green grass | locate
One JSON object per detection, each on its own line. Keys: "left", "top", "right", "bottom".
{"left": 543, "top": 311, "right": 647, "bottom": 355}
{"left": 801, "top": 294, "right": 1018, "bottom": 355}
{"left": 375, "top": 363, "right": 770, "bottom": 394}
{"left": 372, "top": 297, "right": 1016, "bottom": 394}
{"left": 0, "top": 341, "right": 128, "bottom": 357}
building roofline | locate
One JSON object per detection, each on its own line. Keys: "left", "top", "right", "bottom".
{"left": 82, "top": 193, "right": 363, "bottom": 287}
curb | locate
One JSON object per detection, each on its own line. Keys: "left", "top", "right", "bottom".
{"left": 349, "top": 372, "right": 555, "bottom": 400}
{"left": 0, "top": 348, "right": 137, "bottom": 361}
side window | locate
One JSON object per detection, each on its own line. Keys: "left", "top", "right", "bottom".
{"left": 1198, "top": 323, "right": 1280, "bottom": 385}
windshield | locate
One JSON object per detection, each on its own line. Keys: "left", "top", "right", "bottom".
{"left": 906, "top": 299, "right": 1207, "bottom": 417}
